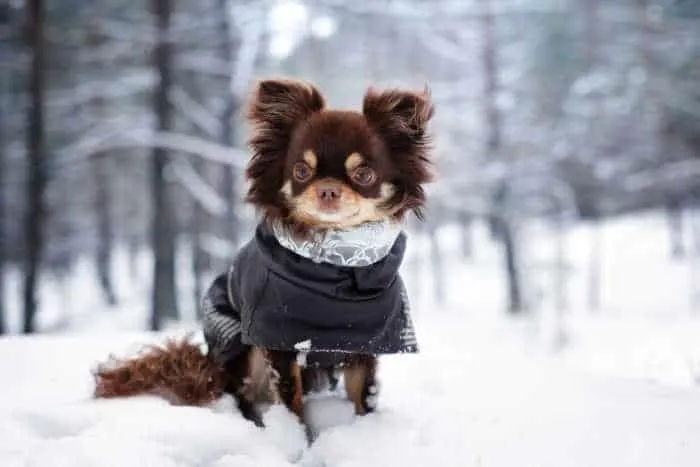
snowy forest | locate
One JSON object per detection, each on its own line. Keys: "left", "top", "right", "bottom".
{"left": 1, "top": 0, "right": 700, "bottom": 346}
{"left": 2, "top": 1, "right": 700, "bottom": 465}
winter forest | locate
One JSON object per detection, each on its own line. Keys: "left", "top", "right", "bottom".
{"left": 1, "top": 0, "right": 700, "bottom": 465}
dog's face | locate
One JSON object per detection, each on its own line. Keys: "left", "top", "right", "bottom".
{"left": 245, "top": 79, "right": 434, "bottom": 230}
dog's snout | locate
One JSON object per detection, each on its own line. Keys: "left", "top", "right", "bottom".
{"left": 317, "top": 186, "right": 341, "bottom": 202}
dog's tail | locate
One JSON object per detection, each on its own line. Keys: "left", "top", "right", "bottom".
{"left": 93, "top": 337, "right": 225, "bottom": 406}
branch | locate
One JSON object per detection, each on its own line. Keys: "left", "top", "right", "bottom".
{"left": 48, "top": 69, "right": 154, "bottom": 109}
{"left": 229, "top": 3, "right": 265, "bottom": 97}
{"left": 57, "top": 129, "right": 249, "bottom": 168}
{"left": 168, "top": 158, "right": 227, "bottom": 215}
{"left": 199, "top": 233, "right": 237, "bottom": 259}
{"left": 624, "top": 160, "right": 700, "bottom": 192}
{"left": 170, "top": 86, "right": 221, "bottom": 138}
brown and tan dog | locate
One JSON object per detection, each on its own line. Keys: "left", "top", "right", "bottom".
{"left": 94, "top": 79, "right": 434, "bottom": 432}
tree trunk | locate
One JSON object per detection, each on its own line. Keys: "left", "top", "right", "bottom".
{"left": 191, "top": 198, "right": 206, "bottom": 317}
{"left": 93, "top": 152, "right": 117, "bottom": 305}
{"left": 428, "top": 222, "right": 445, "bottom": 306}
{"left": 150, "top": 0, "right": 179, "bottom": 331}
{"left": 0, "top": 10, "right": 8, "bottom": 335}
{"left": 458, "top": 211, "right": 473, "bottom": 259}
{"left": 216, "top": 0, "right": 239, "bottom": 255}
{"left": 219, "top": 99, "right": 238, "bottom": 246}
{"left": 481, "top": 0, "right": 501, "bottom": 157}
{"left": 184, "top": 71, "right": 210, "bottom": 316}
{"left": 480, "top": 0, "right": 523, "bottom": 314}
{"left": 667, "top": 197, "right": 685, "bottom": 258}
{"left": 86, "top": 25, "right": 117, "bottom": 306}
{"left": 22, "top": 0, "right": 47, "bottom": 334}
{"left": 0, "top": 141, "right": 4, "bottom": 333}
{"left": 552, "top": 214, "right": 568, "bottom": 347}
{"left": 500, "top": 216, "right": 522, "bottom": 313}
{"left": 582, "top": 0, "right": 600, "bottom": 68}
{"left": 587, "top": 219, "right": 602, "bottom": 311}
{"left": 691, "top": 207, "right": 700, "bottom": 313}
{"left": 0, "top": 113, "right": 4, "bottom": 335}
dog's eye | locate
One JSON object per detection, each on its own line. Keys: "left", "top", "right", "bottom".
{"left": 351, "top": 167, "right": 377, "bottom": 186}
{"left": 293, "top": 162, "right": 313, "bottom": 182}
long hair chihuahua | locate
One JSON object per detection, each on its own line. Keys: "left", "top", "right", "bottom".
{"left": 94, "top": 79, "right": 434, "bottom": 431}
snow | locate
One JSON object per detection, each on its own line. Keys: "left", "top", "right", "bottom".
{"left": 2, "top": 209, "right": 700, "bottom": 465}
{"left": 1, "top": 321, "right": 700, "bottom": 466}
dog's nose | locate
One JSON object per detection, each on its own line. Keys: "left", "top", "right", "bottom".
{"left": 317, "top": 185, "right": 341, "bottom": 202}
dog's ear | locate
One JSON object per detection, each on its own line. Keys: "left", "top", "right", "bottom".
{"left": 247, "top": 79, "right": 325, "bottom": 131}
{"left": 363, "top": 87, "right": 435, "bottom": 219}
{"left": 246, "top": 79, "right": 325, "bottom": 218}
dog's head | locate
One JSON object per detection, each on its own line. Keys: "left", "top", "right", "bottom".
{"left": 245, "top": 79, "right": 434, "bottom": 231}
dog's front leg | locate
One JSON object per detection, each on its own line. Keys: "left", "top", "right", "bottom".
{"left": 344, "top": 354, "right": 378, "bottom": 415}
{"left": 221, "top": 347, "right": 265, "bottom": 427}
{"left": 265, "top": 349, "right": 304, "bottom": 420}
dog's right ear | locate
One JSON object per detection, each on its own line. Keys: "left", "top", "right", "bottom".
{"left": 246, "top": 79, "right": 325, "bottom": 219}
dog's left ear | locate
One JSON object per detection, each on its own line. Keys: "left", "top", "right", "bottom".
{"left": 363, "top": 87, "right": 435, "bottom": 218}
{"left": 247, "top": 79, "right": 325, "bottom": 132}
{"left": 246, "top": 79, "right": 325, "bottom": 219}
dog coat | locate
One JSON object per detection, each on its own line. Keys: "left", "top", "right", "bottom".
{"left": 202, "top": 220, "right": 418, "bottom": 366}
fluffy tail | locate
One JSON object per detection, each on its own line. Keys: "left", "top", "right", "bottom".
{"left": 93, "top": 337, "right": 225, "bottom": 406}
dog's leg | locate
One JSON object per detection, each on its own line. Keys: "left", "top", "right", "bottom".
{"left": 221, "top": 346, "right": 265, "bottom": 427}
{"left": 265, "top": 349, "right": 304, "bottom": 420}
{"left": 327, "top": 367, "right": 340, "bottom": 391}
{"left": 344, "top": 355, "right": 378, "bottom": 415}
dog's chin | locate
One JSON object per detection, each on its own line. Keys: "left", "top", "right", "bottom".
{"left": 293, "top": 210, "right": 362, "bottom": 230}
{"left": 315, "top": 208, "right": 359, "bottom": 223}
{"left": 289, "top": 206, "right": 391, "bottom": 230}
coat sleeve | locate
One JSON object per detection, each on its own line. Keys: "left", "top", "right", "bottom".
{"left": 201, "top": 266, "right": 246, "bottom": 365}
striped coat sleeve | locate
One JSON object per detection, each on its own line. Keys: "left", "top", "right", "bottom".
{"left": 202, "top": 266, "right": 245, "bottom": 364}
{"left": 398, "top": 279, "right": 419, "bottom": 353}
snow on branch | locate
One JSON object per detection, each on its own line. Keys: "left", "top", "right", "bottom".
{"left": 199, "top": 233, "right": 237, "bottom": 259}
{"left": 170, "top": 86, "right": 221, "bottom": 138}
{"left": 48, "top": 69, "right": 155, "bottom": 109}
{"left": 323, "top": 0, "right": 565, "bottom": 20}
{"left": 624, "top": 160, "right": 700, "bottom": 192}
{"left": 416, "top": 30, "right": 472, "bottom": 63}
{"left": 99, "top": 19, "right": 155, "bottom": 44}
{"left": 168, "top": 159, "right": 227, "bottom": 215}
{"left": 58, "top": 129, "right": 249, "bottom": 168}
{"left": 229, "top": 3, "right": 264, "bottom": 97}
{"left": 177, "top": 52, "right": 230, "bottom": 77}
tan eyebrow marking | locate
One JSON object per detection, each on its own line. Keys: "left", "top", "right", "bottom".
{"left": 303, "top": 150, "right": 317, "bottom": 169}
{"left": 344, "top": 153, "right": 364, "bottom": 172}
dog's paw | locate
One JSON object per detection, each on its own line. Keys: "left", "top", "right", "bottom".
{"left": 365, "top": 382, "right": 380, "bottom": 411}
{"left": 365, "top": 395, "right": 378, "bottom": 411}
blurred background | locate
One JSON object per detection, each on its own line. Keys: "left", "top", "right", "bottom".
{"left": 1, "top": 0, "right": 699, "bottom": 385}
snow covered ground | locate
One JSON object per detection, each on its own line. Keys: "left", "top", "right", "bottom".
{"left": 2, "top": 210, "right": 700, "bottom": 465}
{"left": 1, "top": 318, "right": 700, "bottom": 466}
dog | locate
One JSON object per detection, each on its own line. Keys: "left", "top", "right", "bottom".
{"left": 94, "top": 78, "right": 435, "bottom": 432}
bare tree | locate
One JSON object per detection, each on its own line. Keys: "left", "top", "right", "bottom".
{"left": 0, "top": 4, "right": 9, "bottom": 335}
{"left": 427, "top": 204, "right": 446, "bottom": 306}
{"left": 150, "top": 0, "right": 179, "bottom": 330}
{"left": 583, "top": 0, "right": 602, "bottom": 311}
{"left": 22, "top": 0, "right": 47, "bottom": 333}
{"left": 87, "top": 23, "right": 117, "bottom": 306}
{"left": 93, "top": 150, "right": 118, "bottom": 305}
{"left": 215, "top": 0, "right": 240, "bottom": 252}
{"left": 480, "top": 0, "right": 522, "bottom": 314}
{"left": 184, "top": 84, "right": 210, "bottom": 315}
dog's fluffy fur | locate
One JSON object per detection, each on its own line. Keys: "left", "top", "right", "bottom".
{"left": 94, "top": 78, "right": 434, "bottom": 429}
{"left": 94, "top": 338, "right": 223, "bottom": 406}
